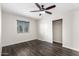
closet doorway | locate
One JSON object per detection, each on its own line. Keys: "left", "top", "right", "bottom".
{"left": 52, "top": 19, "right": 62, "bottom": 47}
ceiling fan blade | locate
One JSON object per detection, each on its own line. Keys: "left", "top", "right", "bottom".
{"left": 30, "top": 10, "right": 41, "bottom": 12}
{"left": 45, "top": 11, "right": 52, "bottom": 14}
{"left": 45, "top": 5, "right": 56, "bottom": 10}
{"left": 35, "top": 3, "right": 41, "bottom": 10}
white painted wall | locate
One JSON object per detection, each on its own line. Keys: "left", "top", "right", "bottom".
{"left": 71, "top": 10, "right": 79, "bottom": 51}
{"left": 63, "top": 10, "right": 79, "bottom": 51}
{"left": 0, "top": 4, "right": 2, "bottom": 55}
{"left": 2, "top": 11, "right": 38, "bottom": 47}
{"left": 38, "top": 15, "right": 53, "bottom": 43}
{"left": 62, "top": 11, "right": 73, "bottom": 49}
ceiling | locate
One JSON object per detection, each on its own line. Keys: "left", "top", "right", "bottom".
{"left": 1, "top": 3, "right": 79, "bottom": 19}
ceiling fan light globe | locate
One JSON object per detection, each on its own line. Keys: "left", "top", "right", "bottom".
{"left": 39, "top": 11, "right": 45, "bottom": 14}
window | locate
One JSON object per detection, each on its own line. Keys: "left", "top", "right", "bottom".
{"left": 17, "top": 20, "right": 29, "bottom": 33}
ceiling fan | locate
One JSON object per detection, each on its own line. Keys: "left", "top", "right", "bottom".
{"left": 30, "top": 3, "right": 56, "bottom": 16}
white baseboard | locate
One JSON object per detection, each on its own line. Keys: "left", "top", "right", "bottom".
{"left": 63, "top": 45, "right": 79, "bottom": 52}
{"left": 2, "top": 38, "right": 37, "bottom": 47}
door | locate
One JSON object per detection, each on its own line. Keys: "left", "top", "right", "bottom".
{"left": 53, "top": 19, "right": 62, "bottom": 44}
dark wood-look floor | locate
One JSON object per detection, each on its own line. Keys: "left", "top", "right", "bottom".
{"left": 2, "top": 40, "right": 79, "bottom": 56}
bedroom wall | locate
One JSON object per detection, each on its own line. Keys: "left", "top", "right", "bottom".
{"left": 0, "top": 4, "right": 2, "bottom": 55}
{"left": 63, "top": 10, "right": 79, "bottom": 51}
{"left": 62, "top": 11, "right": 73, "bottom": 50}
{"left": 37, "top": 15, "right": 53, "bottom": 43}
{"left": 71, "top": 10, "right": 79, "bottom": 51}
{"left": 2, "top": 11, "right": 38, "bottom": 47}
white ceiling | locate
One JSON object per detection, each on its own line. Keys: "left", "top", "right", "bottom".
{"left": 1, "top": 3, "right": 79, "bottom": 19}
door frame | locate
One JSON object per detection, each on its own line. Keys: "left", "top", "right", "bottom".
{"left": 52, "top": 19, "right": 63, "bottom": 45}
